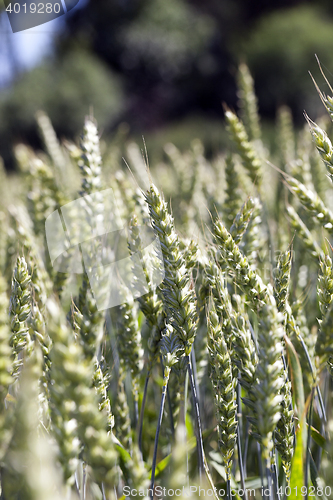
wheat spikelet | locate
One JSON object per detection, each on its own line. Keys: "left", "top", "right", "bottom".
{"left": 315, "top": 300, "right": 333, "bottom": 368}
{"left": 286, "top": 205, "right": 323, "bottom": 260}
{"left": 230, "top": 197, "right": 256, "bottom": 245}
{"left": 277, "top": 106, "right": 295, "bottom": 169}
{"left": 0, "top": 275, "right": 13, "bottom": 461}
{"left": 203, "top": 259, "right": 234, "bottom": 346}
{"left": 9, "top": 255, "right": 32, "bottom": 379}
{"left": 213, "top": 218, "right": 267, "bottom": 311}
{"left": 36, "top": 110, "right": 66, "bottom": 173}
{"left": 287, "top": 175, "right": 333, "bottom": 232}
{"left": 0, "top": 211, "right": 7, "bottom": 273}
{"left": 128, "top": 215, "right": 164, "bottom": 372}
{"left": 78, "top": 117, "right": 102, "bottom": 196}
{"left": 93, "top": 358, "right": 114, "bottom": 432}
{"left": 243, "top": 292, "right": 284, "bottom": 462}
{"left": 230, "top": 293, "right": 258, "bottom": 391}
{"left": 237, "top": 63, "right": 261, "bottom": 142}
{"left": 240, "top": 197, "right": 265, "bottom": 268}
{"left": 1, "top": 350, "right": 65, "bottom": 500}
{"left": 274, "top": 366, "right": 294, "bottom": 484}
{"left": 318, "top": 253, "right": 333, "bottom": 317}
{"left": 117, "top": 295, "right": 144, "bottom": 405}
{"left": 47, "top": 299, "right": 118, "bottom": 492}
{"left": 306, "top": 118, "right": 333, "bottom": 182}
{"left": 223, "top": 153, "right": 243, "bottom": 229}
{"left": 273, "top": 249, "right": 292, "bottom": 314}
{"left": 114, "top": 366, "right": 132, "bottom": 451}
{"left": 225, "top": 109, "right": 262, "bottom": 188}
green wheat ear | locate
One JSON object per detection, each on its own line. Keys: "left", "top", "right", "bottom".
{"left": 318, "top": 253, "right": 333, "bottom": 317}
{"left": 306, "top": 117, "right": 333, "bottom": 183}
{"left": 243, "top": 292, "right": 285, "bottom": 463}
{"left": 230, "top": 196, "right": 256, "bottom": 244}
{"left": 286, "top": 205, "right": 323, "bottom": 260}
{"left": 72, "top": 117, "right": 107, "bottom": 362}
{"left": 315, "top": 299, "right": 333, "bottom": 368}
{"left": 0, "top": 275, "right": 13, "bottom": 462}
{"left": 315, "top": 254, "right": 333, "bottom": 369}
{"left": 47, "top": 298, "right": 118, "bottom": 492}
{"left": 114, "top": 364, "right": 132, "bottom": 451}
{"left": 36, "top": 110, "right": 66, "bottom": 173}
{"left": 93, "top": 358, "right": 114, "bottom": 433}
{"left": 274, "top": 249, "right": 292, "bottom": 314}
{"left": 116, "top": 292, "right": 144, "bottom": 415}
{"left": 0, "top": 211, "right": 7, "bottom": 273}
{"left": 274, "top": 365, "right": 294, "bottom": 485}
{"left": 128, "top": 215, "right": 164, "bottom": 373}
{"left": 230, "top": 293, "right": 258, "bottom": 391}
{"left": 1, "top": 350, "right": 65, "bottom": 500}
{"left": 213, "top": 218, "right": 285, "bottom": 462}
{"left": 145, "top": 183, "right": 198, "bottom": 356}
{"left": 287, "top": 175, "right": 333, "bottom": 233}
{"left": 277, "top": 105, "right": 295, "bottom": 168}
{"left": 225, "top": 109, "right": 262, "bottom": 189}
{"left": 78, "top": 117, "right": 102, "bottom": 196}
{"left": 213, "top": 217, "right": 267, "bottom": 311}
{"left": 240, "top": 197, "right": 265, "bottom": 268}
{"left": 207, "top": 303, "right": 237, "bottom": 479}
{"left": 9, "top": 255, "right": 32, "bottom": 379}
{"left": 223, "top": 153, "right": 243, "bottom": 229}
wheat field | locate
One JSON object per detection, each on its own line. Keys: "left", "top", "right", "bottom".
{"left": 0, "top": 63, "right": 333, "bottom": 500}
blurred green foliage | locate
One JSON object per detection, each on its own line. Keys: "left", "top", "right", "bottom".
{"left": 0, "top": 48, "right": 123, "bottom": 164}
{"left": 3, "top": 0, "right": 333, "bottom": 168}
{"left": 118, "top": 0, "right": 215, "bottom": 77}
{"left": 238, "top": 5, "right": 333, "bottom": 117}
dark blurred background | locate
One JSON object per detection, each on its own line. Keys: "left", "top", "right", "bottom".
{"left": 2, "top": 0, "right": 333, "bottom": 168}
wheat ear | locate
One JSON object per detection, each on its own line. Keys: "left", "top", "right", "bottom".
{"left": 225, "top": 110, "right": 262, "bottom": 188}
{"left": 207, "top": 304, "right": 237, "bottom": 479}
{"left": 223, "top": 153, "right": 243, "bottom": 229}
{"left": 0, "top": 275, "right": 13, "bottom": 461}
{"left": 286, "top": 205, "right": 323, "bottom": 260}
{"left": 9, "top": 255, "right": 32, "bottom": 379}
{"left": 237, "top": 63, "right": 261, "bottom": 142}
{"left": 287, "top": 176, "right": 333, "bottom": 232}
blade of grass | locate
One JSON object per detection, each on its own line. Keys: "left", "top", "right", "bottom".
{"left": 150, "top": 381, "right": 168, "bottom": 499}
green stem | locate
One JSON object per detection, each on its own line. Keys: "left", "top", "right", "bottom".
{"left": 187, "top": 354, "right": 205, "bottom": 480}
{"left": 138, "top": 372, "right": 150, "bottom": 454}
{"left": 150, "top": 373, "right": 169, "bottom": 499}
{"left": 265, "top": 465, "right": 272, "bottom": 500}
{"left": 271, "top": 457, "right": 281, "bottom": 500}
{"left": 243, "top": 419, "right": 250, "bottom": 478}
{"left": 227, "top": 478, "right": 231, "bottom": 500}
{"left": 160, "top": 356, "right": 175, "bottom": 438}
{"left": 257, "top": 443, "right": 264, "bottom": 498}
